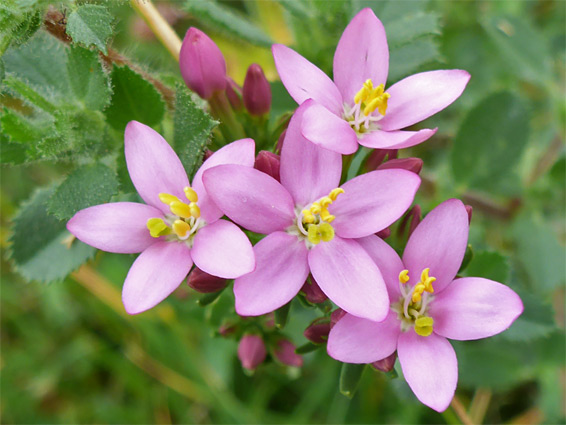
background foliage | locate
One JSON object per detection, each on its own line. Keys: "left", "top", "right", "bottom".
{"left": 1, "top": 0, "right": 564, "bottom": 423}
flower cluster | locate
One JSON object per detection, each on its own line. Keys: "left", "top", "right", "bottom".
{"left": 67, "top": 8, "right": 522, "bottom": 412}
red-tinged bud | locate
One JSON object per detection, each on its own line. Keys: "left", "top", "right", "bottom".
{"left": 300, "top": 276, "right": 328, "bottom": 304}
{"left": 203, "top": 149, "right": 214, "bottom": 161}
{"left": 225, "top": 77, "right": 243, "bottom": 111}
{"left": 243, "top": 63, "right": 271, "bottom": 116}
{"left": 465, "top": 205, "right": 473, "bottom": 224}
{"left": 330, "top": 308, "right": 346, "bottom": 329}
{"left": 365, "top": 149, "right": 388, "bottom": 170}
{"left": 304, "top": 318, "right": 331, "bottom": 344}
{"left": 273, "top": 339, "right": 303, "bottom": 367}
{"left": 398, "top": 205, "right": 421, "bottom": 239}
{"left": 179, "top": 28, "right": 226, "bottom": 99}
{"left": 275, "top": 129, "right": 287, "bottom": 154}
{"left": 371, "top": 352, "right": 397, "bottom": 372}
{"left": 218, "top": 323, "right": 237, "bottom": 337}
{"left": 375, "top": 227, "right": 391, "bottom": 239}
{"left": 237, "top": 334, "right": 266, "bottom": 371}
{"left": 254, "top": 151, "right": 281, "bottom": 182}
{"left": 377, "top": 157, "right": 423, "bottom": 175}
{"left": 187, "top": 267, "right": 227, "bottom": 293}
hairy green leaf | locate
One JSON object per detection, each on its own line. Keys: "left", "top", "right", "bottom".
{"left": 388, "top": 39, "right": 440, "bottom": 82}
{"left": 464, "top": 251, "right": 510, "bottom": 283}
{"left": 66, "top": 46, "right": 111, "bottom": 111}
{"left": 501, "top": 290, "right": 556, "bottom": 342}
{"left": 66, "top": 4, "right": 113, "bottom": 54}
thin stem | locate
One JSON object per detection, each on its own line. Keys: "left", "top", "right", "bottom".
{"left": 450, "top": 395, "right": 475, "bottom": 425}
{"left": 469, "top": 388, "right": 492, "bottom": 424}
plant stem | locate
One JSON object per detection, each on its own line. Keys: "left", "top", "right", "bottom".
{"left": 450, "top": 395, "right": 475, "bottom": 425}
{"left": 469, "top": 388, "right": 492, "bottom": 424}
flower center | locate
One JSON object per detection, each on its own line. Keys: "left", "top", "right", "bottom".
{"left": 343, "top": 79, "right": 390, "bottom": 135}
{"left": 293, "top": 188, "right": 344, "bottom": 245}
{"left": 146, "top": 187, "right": 205, "bottom": 244}
{"left": 392, "top": 268, "right": 436, "bottom": 337}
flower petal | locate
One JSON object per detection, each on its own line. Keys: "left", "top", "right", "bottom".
{"left": 359, "top": 128, "right": 437, "bottom": 150}
{"left": 430, "top": 277, "right": 523, "bottom": 340}
{"left": 333, "top": 8, "right": 389, "bottom": 103}
{"left": 67, "top": 202, "right": 161, "bottom": 254}
{"left": 272, "top": 44, "right": 343, "bottom": 115}
{"left": 397, "top": 330, "right": 457, "bottom": 412}
{"left": 280, "top": 101, "right": 342, "bottom": 207}
{"left": 203, "top": 164, "right": 295, "bottom": 234}
{"left": 191, "top": 220, "right": 255, "bottom": 279}
{"left": 403, "top": 199, "right": 469, "bottom": 293}
{"left": 332, "top": 169, "right": 421, "bottom": 238}
{"left": 122, "top": 241, "right": 192, "bottom": 314}
{"left": 234, "top": 232, "right": 309, "bottom": 316}
{"left": 357, "top": 235, "right": 404, "bottom": 301}
{"left": 379, "top": 70, "right": 471, "bottom": 131}
{"left": 308, "top": 236, "right": 389, "bottom": 322}
{"left": 192, "top": 138, "right": 255, "bottom": 223}
{"left": 327, "top": 311, "right": 400, "bottom": 363}
{"left": 125, "top": 121, "right": 189, "bottom": 214}
{"left": 301, "top": 101, "right": 358, "bottom": 154}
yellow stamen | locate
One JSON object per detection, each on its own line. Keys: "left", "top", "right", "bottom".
{"left": 184, "top": 186, "right": 198, "bottom": 203}
{"left": 307, "top": 224, "right": 321, "bottom": 245}
{"left": 420, "top": 268, "right": 436, "bottom": 293}
{"left": 354, "top": 79, "right": 390, "bottom": 116}
{"left": 412, "top": 284, "right": 426, "bottom": 303}
{"left": 414, "top": 316, "right": 434, "bottom": 337}
{"left": 170, "top": 201, "right": 192, "bottom": 219}
{"left": 147, "top": 218, "right": 171, "bottom": 238}
{"left": 399, "top": 269, "right": 410, "bottom": 284}
{"left": 319, "top": 196, "right": 333, "bottom": 208}
{"left": 319, "top": 222, "right": 335, "bottom": 242}
{"left": 319, "top": 207, "right": 335, "bottom": 223}
{"left": 159, "top": 193, "right": 180, "bottom": 205}
{"left": 302, "top": 209, "right": 315, "bottom": 224}
{"left": 329, "top": 188, "right": 345, "bottom": 201}
{"left": 172, "top": 219, "right": 191, "bottom": 238}
{"left": 310, "top": 202, "right": 321, "bottom": 215}
{"left": 189, "top": 203, "right": 201, "bottom": 218}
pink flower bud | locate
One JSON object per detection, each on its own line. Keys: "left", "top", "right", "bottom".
{"left": 218, "top": 323, "right": 237, "bottom": 337}
{"left": 179, "top": 28, "right": 226, "bottom": 99}
{"left": 187, "top": 267, "right": 227, "bottom": 293}
{"left": 273, "top": 339, "right": 303, "bottom": 367}
{"left": 365, "top": 149, "right": 398, "bottom": 170}
{"left": 371, "top": 352, "right": 397, "bottom": 372}
{"left": 237, "top": 334, "right": 266, "bottom": 371}
{"left": 465, "top": 205, "right": 473, "bottom": 224}
{"left": 377, "top": 157, "right": 423, "bottom": 175}
{"left": 304, "top": 318, "right": 331, "bottom": 344}
{"left": 225, "top": 77, "right": 243, "bottom": 111}
{"left": 203, "top": 149, "right": 214, "bottom": 161}
{"left": 300, "top": 276, "right": 328, "bottom": 304}
{"left": 398, "top": 205, "right": 421, "bottom": 239}
{"left": 330, "top": 308, "right": 346, "bottom": 329}
{"left": 375, "top": 227, "right": 391, "bottom": 239}
{"left": 254, "top": 151, "right": 281, "bottom": 182}
{"left": 243, "top": 64, "right": 271, "bottom": 115}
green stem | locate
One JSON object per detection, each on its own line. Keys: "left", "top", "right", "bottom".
{"left": 4, "top": 76, "right": 57, "bottom": 115}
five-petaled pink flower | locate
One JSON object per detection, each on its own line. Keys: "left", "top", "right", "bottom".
{"left": 67, "top": 121, "right": 256, "bottom": 314}
{"left": 327, "top": 199, "right": 523, "bottom": 412}
{"left": 202, "top": 103, "right": 421, "bottom": 321}
{"left": 272, "top": 8, "right": 470, "bottom": 154}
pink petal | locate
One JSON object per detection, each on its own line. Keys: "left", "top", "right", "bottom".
{"left": 379, "top": 70, "right": 471, "bottom": 131}
{"left": 403, "top": 199, "right": 469, "bottom": 293}
{"left": 308, "top": 236, "right": 389, "bottom": 322}
{"left": 359, "top": 128, "right": 437, "bottom": 150}
{"left": 357, "top": 235, "right": 404, "bottom": 301}
{"left": 333, "top": 8, "right": 389, "bottom": 103}
{"left": 191, "top": 220, "right": 255, "bottom": 279}
{"left": 203, "top": 164, "right": 295, "bottom": 234}
{"left": 272, "top": 44, "right": 343, "bottom": 115}
{"left": 327, "top": 311, "right": 400, "bottom": 363}
{"left": 280, "top": 101, "right": 342, "bottom": 207}
{"left": 122, "top": 241, "right": 192, "bottom": 314}
{"left": 67, "top": 202, "right": 161, "bottom": 254}
{"left": 234, "top": 232, "right": 309, "bottom": 316}
{"left": 301, "top": 101, "right": 358, "bottom": 154}
{"left": 331, "top": 169, "right": 421, "bottom": 238}
{"left": 125, "top": 121, "right": 189, "bottom": 214}
{"left": 430, "top": 277, "right": 523, "bottom": 341}
{"left": 192, "top": 138, "right": 255, "bottom": 223}
{"left": 397, "top": 330, "right": 457, "bottom": 412}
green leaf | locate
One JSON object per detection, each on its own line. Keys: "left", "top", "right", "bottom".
{"left": 173, "top": 84, "right": 218, "bottom": 179}
{"left": 339, "top": 363, "right": 366, "bottom": 399}
{"left": 464, "top": 251, "right": 510, "bottom": 283}
{"left": 388, "top": 38, "right": 440, "bottom": 82}
{"left": 104, "top": 65, "right": 165, "bottom": 131}
{"left": 385, "top": 11, "right": 441, "bottom": 47}
{"left": 66, "top": 46, "right": 111, "bottom": 111}
{"left": 501, "top": 290, "right": 556, "bottom": 342}
{"left": 295, "top": 342, "right": 322, "bottom": 354}
{"left": 183, "top": 0, "right": 273, "bottom": 47}
{"left": 66, "top": 4, "right": 113, "bottom": 55}
{"left": 9, "top": 186, "right": 96, "bottom": 283}
{"left": 48, "top": 163, "right": 119, "bottom": 220}
{"left": 0, "top": 139, "right": 28, "bottom": 164}
{"left": 451, "top": 92, "right": 529, "bottom": 192}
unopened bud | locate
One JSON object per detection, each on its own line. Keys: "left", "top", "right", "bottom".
{"left": 203, "top": 149, "right": 214, "bottom": 161}
{"left": 371, "top": 352, "right": 397, "bottom": 372}
{"left": 398, "top": 205, "right": 421, "bottom": 239}
{"left": 273, "top": 339, "right": 303, "bottom": 367}
{"left": 330, "top": 308, "right": 346, "bottom": 329}
{"left": 365, "top": 149, "right": 398, "bottom": 171}
{"left": 179, "top": 28, "right": 226, "bottom": 99}
{"left": 275, "top": 129, "right": 287, "bottom": 154}
{"left": 218, "top": 323, "right": 237, "bottom": 337}
{"left": 377, "top": 157, "right": 423, "bottom": 175}
{"left": 254, "top": 151, "right": 281, "bottom": 182}
{"left": 304, "top": 318, "right": 331, "bottom": 344}
{"left": 300, "top": 276, "right": 328, "bottom": 304}
{"left": 243, "top": 64, "right": 271, "bottom": 115}
{"left": 375, "top": 227, "right": 391, "bottom": 239}
{"left": 225, "top": 77, "right": 243, "bottom": 111}
{"left": 465, "top": 205, "right": 473, "bottom": 224}
{"left": 187, "top": 267, "right": 227, "bottom": 293}
{"left": 237, "top": 334, "right": 266, "bottom": 371}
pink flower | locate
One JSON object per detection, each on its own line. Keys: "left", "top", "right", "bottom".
{"left": 238, "top": 334, "right": 266, "bottom": 370}
{"left": 272, "top": 8, "right": 470, "bottom": 154}
{"left": 202, "top": 103, "right": 421, "bottom": 321}
{"left": 67, "top": 121, "right": 255, "bottom": 314}
{"left": 327, "top": 199, "right": 523, "bottom": 412}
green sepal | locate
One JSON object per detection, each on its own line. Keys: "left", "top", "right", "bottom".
{"left": 339, "top": 363, "right": 366, "bottom": 399}
{"left": 274, "top": 302, "right": 291, "bottom": 329}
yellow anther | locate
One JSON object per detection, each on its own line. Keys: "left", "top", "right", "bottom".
{"left": 302, "top": 209, "right": 315, "bottom": 224}
{"left": 420, "top": 268, "right": 436, "bottom": 293}
{"left": 307, "top": 224, "right": 321, "bottom": 245}
{"left": 319, "top": 207, "right": 335, "bottom": 223}
{"left": 184, "top": 187, "right": 199, "bottom": 203}
{"left": 354, "top": 79, "right": 390, "bottom": 116}
{"left": 170, "top": 201, "right": 192, "bottom": 219}
{"left": 319, "top": 196, "right": 333, "bottom": 208}
{"left": 147, "top": 218, "right": 171, "bottom": 238}
{"left": 172, "top": 219, "right": 191, "bottom": 238}
{"left": 319, "top": 222, "right": 335, "bottom": 242}
{"left": 412, "top": 284, "right": 426, "bottom": 303}
{"left": 189, "top": 203, "right": 201, "bottom": 218}
{"left": 310, "top": 202, "right": 321, "bottom": 215}
{"left": 414, "top": 316, "right": 434, "bottom": 337}
{"left": 329, "top": 188, "right": 345, "bottom": 201}
{"left": 399, "top": 269, "right": 410, "bottom": 284}
{"left": 159, "top": 193, "right": 180, "bottom": 205}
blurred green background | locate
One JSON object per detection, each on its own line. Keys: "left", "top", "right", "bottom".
{"left": 1, "top": 0, "right": 565, "bottom": 423}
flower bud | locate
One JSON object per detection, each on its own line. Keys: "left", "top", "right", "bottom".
{"left": 179, "top": 28, "right": 226, "bottom": 99}
{"left": 273, "top": 339, "right": 303, "bottom": 367}
{"left": 465, "top": 205, "right": 473, "bottom": 224}
{"left": 377, "top": 157, "right": 423, "bottom": 175}
{"left": 203, "top": 149, "right": 214, "bottom": 161}
{"left": 304, "top": 318, "right": 331, "bottom": 344}
{"left": 330, "top": 308, "right": 346, "bottom": 329}
{"left": 254, "top": 151, "right": 281, "bottom": 182}
{"left": 237, "top": 334, "right": 266, "bottom": 371}
{"left": 225, "top": 77, "right": 243, "bottom": 111}
{"left": 300, "top": 276, "right": 328, "bottom": 304}
{"left": 365, "top": 149, "right": 398, "bottom": 171}
{"left": 398, "top": 205, "right": 421, "bottom": 239}
{"left": 275, "top": 129, "right": 287, "bottom": 154}
{"left": 187, "top": 267, "right": 227, "bottom": 293}
{"left": 371, "top": 352, "right": 397, "bottom": 373}
{"left": 375, "top": 227, "right": 391, "bottom": 239}
{"left": 243, "top": 63, "right": 271, "bottom": 116}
